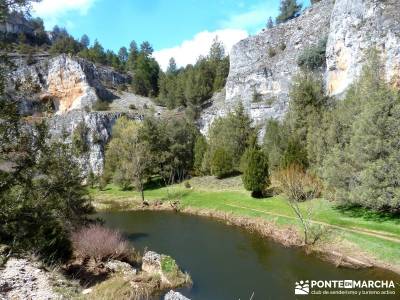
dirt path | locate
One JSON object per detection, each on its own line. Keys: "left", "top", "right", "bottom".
{"left": 225, "top": 203, "right": 400, "bottom": 244}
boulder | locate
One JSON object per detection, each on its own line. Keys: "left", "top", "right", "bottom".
{"left": 164, "top": 290, "right": 191, "bottom": 300}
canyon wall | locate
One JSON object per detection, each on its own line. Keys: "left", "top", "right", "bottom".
{"left": 200, "top": 0, "right": 400, "bottom": 136}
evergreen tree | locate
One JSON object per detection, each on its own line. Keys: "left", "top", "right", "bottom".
{"left": 140, "top": 41, "right": 154, "bottom": 56}
{"left": 241, "top": 146, "right": 269, "bottom": 196}
{"left": 193, "top": 135, "right": 208, "bottom": 175}
{"left": 80, "top": 34, "right": 90, "bottom": 48}
{"left": 267, "top": 17, "right": 274, "bottom": 29}
{"left": 127, "top": 40, "right": 139, "bottom": 69}
{"left": 118, "top": 46, "right": 128, "bottom": 63}
{"left": 167, "top": 57, "right": 178, "bottom": 74}
{"left": 204, "top": 103, "right": 254, "bottom": 175}
{"left": 210, "top": 147, "right": 234, "bottom": 179}
{"left": 323, "top": 51, "right": 400, "bottom": 212}
{"left": 276, "top": 0, "right": 302, "bottom": 24}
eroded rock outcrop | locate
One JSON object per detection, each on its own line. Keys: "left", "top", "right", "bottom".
{"left": 8, "top": 54, "right": 130, "bottom": 115}
{"left": 201, "top": 0, "right": 400, "bottom": 135}
{"left": 48, "top": 110, "right": 142, "bottom": 175}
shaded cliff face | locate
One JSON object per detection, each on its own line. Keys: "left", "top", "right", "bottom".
{"left": 8, "top": 54, "right": 130, "bottom": 115}
{"left": 201, "top": 0, "right": 400, "bottom": 135}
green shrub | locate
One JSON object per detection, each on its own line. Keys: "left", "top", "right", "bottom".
{"left": 210, "top": 147, "right": 234, "bottom": 179}
{"left": 193, "top": 135, "right": 208, "bottom": 175}
{"left": 297, "top": 37, "right": 327, "bottom": 70}
{"left": 92, "top": 100, "right": 110, "bottom": 111}
{"left": 268, "top": 47, "right": 277, "bottom": 58}
{"left": 72, "top": 121, "right": 89, "bottom": 155}
{"left": 252, "top": 90, "right": 263, "bottom": 103}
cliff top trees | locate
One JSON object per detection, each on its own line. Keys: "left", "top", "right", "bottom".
{"left": 80, "top": 34, "right": 90, "bottom": 48}
{"left": 276, "top": 0, "right": 302, "bottom": 24}
{"left": 157, "top": 39, "right": 229, "bottom": 109}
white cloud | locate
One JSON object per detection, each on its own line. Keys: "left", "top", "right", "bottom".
{"left": 154, "top": 29, "right": 248, "bottom": 71}
{"left": 32, "top": 0, "right": 96, "bottom": 28}
{"left": 220, "top": 2, "right": 277, "bottom": 32}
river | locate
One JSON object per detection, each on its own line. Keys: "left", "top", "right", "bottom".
{"left": 97, "top": 210, "right": 400, "bottom": 300}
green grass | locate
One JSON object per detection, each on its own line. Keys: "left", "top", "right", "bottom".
{"left": 90, "top": 176, "right": 400, "bottom": 269}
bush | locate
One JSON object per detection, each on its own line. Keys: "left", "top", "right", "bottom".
{"left": 193, "top": 135, "right": 207, "bottom": 175}
{"left": 129, "top": 104, "right": 137, "bottom": 110}
{"left": 268, "top": 47, "right": 277, "bottom": 58}
{"left": 92, "top": 100, "right": 110, "bottom": 111}
{"left": 72, "top": 121, "right": 89, "bottom": 155}
{"left": 71, "top": 224, "right": 130, "bottom": 262}
{"left": 274, "top": 164, "right": 322, "bottom": 202}
{"left": 297, "top": 37, "right": 327, "bottom": 70}
{"left": 240, "top": 147, "right": 269, "bottom": 196}
{"left": 210, "top": 147, "right": 234, "bottom": 179}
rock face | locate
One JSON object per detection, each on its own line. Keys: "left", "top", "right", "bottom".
{"left": 201, "top": 0, "right": 400, "bottom": 135}
{"left": 0, "top": 12, "right": 34, "bottom": 35}
{"left": 48, "top": 110, "right": 142, "bottom": 175}
{"left": 326, "top": 0, "right": 400, "bottom": 96}
{"left": 8, "top": 54, "right": 130, "bottom": 115}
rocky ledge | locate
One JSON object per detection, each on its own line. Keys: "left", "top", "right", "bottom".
{"left": 0, "top": 258, "right": 60, "bottom": 300}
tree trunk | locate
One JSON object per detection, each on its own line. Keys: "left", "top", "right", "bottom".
{"left": 141, "top": 187, "right": 144, "bottom": 203}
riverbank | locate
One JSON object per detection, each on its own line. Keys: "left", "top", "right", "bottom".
{"left": 90, "top": 176, "right": 400, "bottom": 276}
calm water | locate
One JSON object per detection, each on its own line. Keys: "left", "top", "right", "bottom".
{"left": 97, "top": 211, "right": 400, "bottom": 300}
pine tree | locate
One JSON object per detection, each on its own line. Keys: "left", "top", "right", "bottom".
{"left": 167, "top": 57, "right": 177, "bottom": 74}
{"left": 267, "top": 17, "right": 274, "bottom": 29}
{"left": 80, "top": 34, "right": 90, "bottom": 48}
{"left": 276, "top": 0, "right": 302, "bottom": 24}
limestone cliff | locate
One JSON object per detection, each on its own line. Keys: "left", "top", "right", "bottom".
{"left": 201, "top": 0, "right": 400, "bottom": 135}
{"left": 326, "top": 0, "right": 400, "bottom": 96}
{"left": 48, "top": 111, "right": 142, "bottom": 176}
{"left": 8, "top": 54, "right": 130, "bottom": 115}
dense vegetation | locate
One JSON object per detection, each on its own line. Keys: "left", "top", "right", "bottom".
{"left": 100, "top": 50, "right": 400, "bottom": 214}
{"left": 4, "top": 12, "right": 230, "bottom": 110}
{"left": 262, "top": 51, "right": 400, "bottom": 212}
{"left": 157, "top": 38, "right": 229, "bottom": 109}
{"left": 104, "top": 115, "right": 199, "bottom": 192}
{"left": 0, "top": 0, "right": 92, "bottom": 262}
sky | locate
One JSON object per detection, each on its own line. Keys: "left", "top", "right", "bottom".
{"left": 31, "top": 0, "right": 311, "bottom": 69}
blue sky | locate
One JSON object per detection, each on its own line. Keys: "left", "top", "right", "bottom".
{"left": 32, "top": 0, "right": 311, "bottom": 69}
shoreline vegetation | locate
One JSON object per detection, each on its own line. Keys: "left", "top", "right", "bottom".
{"left": 90, "top": 176, "right": 400, "bottom": 276}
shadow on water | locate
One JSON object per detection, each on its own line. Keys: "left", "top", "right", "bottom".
{"left": 335, "top": 204, "right": 400, "bottom": 224}
{"left": 125, "top": 232, "right": 149, "bottom": 242}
